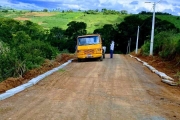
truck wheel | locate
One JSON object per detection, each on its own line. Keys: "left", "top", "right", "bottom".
{"left": 78, "top": 58, "right": 81, "bottom": 62}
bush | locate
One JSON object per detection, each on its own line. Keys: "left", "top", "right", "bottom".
{"left": 140, "top": 31, "right": 180, "bottom": 59}
{"left": 60, "top": 49, "right": 69, "bottom": 53}
{"left": 140, "top": 41, "right": 150, "bottom": 56}
{"left": 0, "top": 18, "right": 60, "bottom": 81}
{"left": 0, "top": 49, "right": 17, "bottom": 81}
{"left": 155, "top": 31, "right": 179, "bottom": 59}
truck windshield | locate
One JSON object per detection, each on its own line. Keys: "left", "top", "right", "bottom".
{"left": 78, "top": 36, "right": 100, "bottom": 45}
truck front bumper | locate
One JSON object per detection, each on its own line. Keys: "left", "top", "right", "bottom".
{"left": 77, "top": 54, "right": 102, "bottom": 59}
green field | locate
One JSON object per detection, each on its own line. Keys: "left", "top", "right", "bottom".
{"left": 0, "top": 11, "right": 128, "bottom": 33}
{"left": 1, "top": 11, "right": 180, "bottom": 33}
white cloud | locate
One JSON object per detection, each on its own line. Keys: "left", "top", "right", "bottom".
{"left": 166, "top": 0, "right": 180, "bottom": 4}
{"left": 0, "top": 0, "right": 180, "bottom": 15}
{"left": 62, "top": 4, "right": 81, "bottom": 10}
{"left": 1, "top": 0, "right": 43, "bottom": 10}
{"left": 156, "top": 4, "right": 174, "bottom": 12}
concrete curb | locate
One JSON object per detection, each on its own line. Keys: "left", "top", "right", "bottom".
{"left": 129, "top": 55, "right": 177, "bottom": 86}
{"left": 162, "top": 79, "right": 178, "bottom": 86}
{"left": 0, "top": 59, "right": 73, "bottom": 101}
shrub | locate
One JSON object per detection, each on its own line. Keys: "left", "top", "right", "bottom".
{"left": 140, "top": 40, "right": 150, "bottom": 56}
{"left": 141, "top": 31, "right": 180, "bottom": 59}
{"left": 0, "top": 49, "right": 17, "bottom": 81}
{"left": 60, "top": 49, "right": 69, "bottom": 53}
{"left": 155, "top": 31, "right": 179, "bottom": 59}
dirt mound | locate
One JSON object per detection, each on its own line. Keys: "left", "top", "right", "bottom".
{"left": 132, "top": 52, "right": 180, "bottom": 83}
{"left": 0, "top": 77, "right": 24, "bottom": 93}
{"left": 0, "top": 54, "right": 76, "bottom": 94}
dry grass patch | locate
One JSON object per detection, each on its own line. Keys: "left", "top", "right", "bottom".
{"left": 14, "top": 17, "right": 30, "bottom": 21}
{"left": 24, "top": 12, "right": 57, "bottom": 17}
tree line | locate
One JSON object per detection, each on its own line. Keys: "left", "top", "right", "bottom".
{"left": 0, "top": 18, "right": 86, "bottom": 81}
{"left": 84, "top": 9, "right": 128, "bottom": 15}
{"left": 94, "top": 15, "right": 179, "bottom": 54}
{"left": 139, "top": 11, "right": 172, "bottom": 15}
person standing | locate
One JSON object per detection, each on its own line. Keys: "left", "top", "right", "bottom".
{"left": 110, "top": 40, "right": 114, "bottom": 58}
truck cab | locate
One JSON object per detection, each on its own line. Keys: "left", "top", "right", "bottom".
{"left": 76, "top": 34, "right": 105, "bottom": 61}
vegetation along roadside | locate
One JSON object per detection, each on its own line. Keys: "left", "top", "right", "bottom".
{"left": 0, "top": 9, "right": 180, "bottom": 90}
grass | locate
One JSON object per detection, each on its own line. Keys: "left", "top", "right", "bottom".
{"left": 0, "top": 11, "right": 128, "bottom": 33}
{"left": 30, "top": 12, "right": 128, "bottom": 33}
{"left": 174, "top": 71, "right": 180, "bottom": 85}
{"left": 0, "top": 11, "right": 180, "bottom": 33}
{"left": 58, "top": 69, "right": 66, "bottom": 72}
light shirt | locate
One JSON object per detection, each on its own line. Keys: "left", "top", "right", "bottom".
{"left": 110, "top": 41, "right": 114, "bottom": 50}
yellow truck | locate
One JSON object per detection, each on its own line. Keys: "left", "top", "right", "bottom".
{"left": 76, "top": 34, "right": 105, "bottom": 62}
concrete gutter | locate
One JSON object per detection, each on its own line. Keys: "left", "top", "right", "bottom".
{"left": 0, "top": 59, "right": 73, "bottom": 101}
{"left": 129, "top": 55, "right": 177, "bottom": 86}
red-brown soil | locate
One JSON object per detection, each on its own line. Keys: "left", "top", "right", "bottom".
{"left": 132, "top": 53, "right": 180, "bottom": 84}
{"left": 0, "top": 54, "right": 76, "bottom": 94}
{"left": 0, "top": 53, "right": 179, "bottom": 94}
{"left": 0, "top": 54, "right": 180, "bottom": 119}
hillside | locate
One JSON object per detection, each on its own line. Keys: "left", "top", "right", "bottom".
{"left": 1, "top": 11, "right": 180, "bottom": 33}
{"left": 138, "top": 14, "right": 180, "bottom": 29}
{"left": 0, "top": 10, "right": 180, "bottom": 85}
{"left": 0, "top": 11, "right": 128, "bottom": 33}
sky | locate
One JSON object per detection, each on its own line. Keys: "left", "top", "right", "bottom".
{"left": 1, "top": 0, "right": 180, "bottom": 16}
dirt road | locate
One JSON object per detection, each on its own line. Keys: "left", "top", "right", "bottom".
{"left": 0, "top": 54, "right": 180, "bottom": 120}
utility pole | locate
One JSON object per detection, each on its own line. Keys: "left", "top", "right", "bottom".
{"left": 150, "top": 2, "right": 156, "bottom": 56}
{"left": 127, "top": 38, "right": 131, "bottom": 54}
{"left": 146, "top": 0, "right": 161, "bottom": 56}
{"left": 129, "top": 38, "right": 131, "bottom": 53}
{"left": 126, "top": 38, "right": 131, "bottom": 54}
{"left": 135, "top": 26, "right": 140, "bottom": 54}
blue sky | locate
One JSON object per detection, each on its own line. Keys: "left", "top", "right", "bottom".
{"left": 1, "top": 0, "right": 180, "bottom": 16}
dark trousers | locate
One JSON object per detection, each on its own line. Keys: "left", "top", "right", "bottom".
{"left": 110, "top": 50, "right": 113, "bottom": 58}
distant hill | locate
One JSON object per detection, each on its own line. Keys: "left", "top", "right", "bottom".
{"left": 0, "top": 11, "right": 128, "bottom": 33}
{"left": 138, "top": 14, "right": 180, "bottom": 31}
{"left": 0, "top": 10, "right": 179, "bottom": 33}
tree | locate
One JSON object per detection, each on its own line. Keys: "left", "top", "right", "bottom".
{"left": 101, "top": 8, "right": 107, "bottom": 12}
{"left": 121, "top": 10, "right": 128, "bottom": 14}
{"left": 47, "top": 27, "right": 65, "bottom": 50}
{"left": 43, "top": 9, "right": 48, "bottom": 12}
{"left": 65, "top": 21, "right": 87, "bottom": 40}
{"left": 94, "top": 24, "right": 116, "bottom": 52}
{"left": 115, "top": 15, "right": 143, "bottom": 53}
{"left": 95, "top": 9, "right": 99, "bottom": 12}
{"left": 114, "top": 15, "right": 179, "bottom": 54}
{"left": 0, "top": 17, "right": 59, "bottom": 81}
{"left": 65, "top": 21, "right": 87, "bottom": 52}
{"left": 0, "top": 18, "right": 21, "bottom": 44}
{"left": 22, "top": 20, "right": 44, "bottom": 40}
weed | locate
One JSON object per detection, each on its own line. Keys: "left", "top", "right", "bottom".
{"left": 59, "top": 69, "right": 66, "bottom": 72}
{"left": 174, "top": 71, "right": 180, "bottom": 85}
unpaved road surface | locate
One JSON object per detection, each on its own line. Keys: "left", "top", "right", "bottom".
{"left": 0, "top": 54, "right": 180, "bottom": 120}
